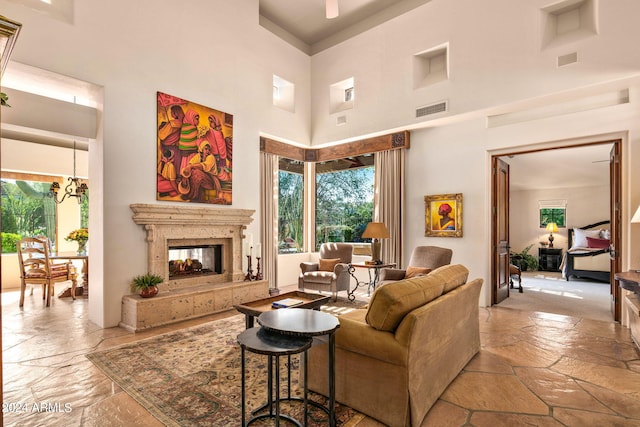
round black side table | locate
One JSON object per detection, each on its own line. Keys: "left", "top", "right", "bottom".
{"left": 258, "top": 308, "right": 340, "bottom": 427}
{"left": 237, "top": 326, "right": 312, "bottom": 427}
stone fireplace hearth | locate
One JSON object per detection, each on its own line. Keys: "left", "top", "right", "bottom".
{"left": 120, "top": 204, "right": 268, "bottom": 332}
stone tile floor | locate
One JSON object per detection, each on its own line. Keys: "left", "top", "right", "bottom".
{"left": 2, "top": 287, "right": 640, "bottom": 426}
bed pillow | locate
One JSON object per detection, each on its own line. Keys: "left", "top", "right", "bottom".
{"left": 586, "top": 237, "right": 610, "bottom": 249}
{"left": 572, "top": 228, "right": 601, "bottom": 249}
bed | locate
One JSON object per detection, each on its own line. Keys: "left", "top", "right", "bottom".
{"left": 562, "top": 220, "right": 611, "bottom": 283}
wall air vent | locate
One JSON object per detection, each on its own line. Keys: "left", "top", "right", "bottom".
{"left": 557, "top": 52, "right": 578, "bottom": 67}
{"left": 416, "top": 101, "right": 447, "bottom": 118}
{"left": 336, "top": 115, "right": 347, "bottom": 126}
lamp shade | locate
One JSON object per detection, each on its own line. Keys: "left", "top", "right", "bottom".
{"left": 632, "top": 206, "right": 640, "bottom": 223}
{"left": 362, "top": 222, "right": 390, "bottom": 239}
{"left": 545, "top": 222, "right": 558, "bottom": 233}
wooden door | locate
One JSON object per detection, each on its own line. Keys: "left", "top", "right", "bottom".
{"left": 492, "top": 157, "right": 510, "bottom": 304}
{"left": 610, "top": 142, "right": 622, "bottom": 321}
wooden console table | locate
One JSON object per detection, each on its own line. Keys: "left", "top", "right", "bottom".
{"left": 615, "top": 271, "right": 640, "bottom": 350}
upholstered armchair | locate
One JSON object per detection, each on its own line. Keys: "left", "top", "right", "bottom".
{"left": 298, "top": 243, "right": 353, "bottom": 301}
{"left": 379, "top": 245, "right": 452, "bottom": 285}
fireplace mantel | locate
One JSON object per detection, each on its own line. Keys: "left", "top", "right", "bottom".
{"left": 123, "top": 204, "right": 268, "bottom": 332}
{"left": 131, "top": 203, "right": 255, "bottom": 227}
{"left": 130, "top": 203, "right": 254, "bottom": 289}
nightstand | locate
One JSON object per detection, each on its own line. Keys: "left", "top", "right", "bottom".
{"left": 538, "top": 248, "right": 562, "bottom": 271}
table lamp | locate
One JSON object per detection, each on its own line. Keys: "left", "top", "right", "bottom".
{"left": 546, "top": 222, "right": 558, "bottom": 248}
{"left": 362, "top": 222, "right": 390, "bottom": 264}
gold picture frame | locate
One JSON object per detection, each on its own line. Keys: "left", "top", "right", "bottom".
{"left": 425, "top": 193, "right": 463, "bottom": 237}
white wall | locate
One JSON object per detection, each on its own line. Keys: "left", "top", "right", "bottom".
{"left": 2, "top": 0, "right": 639, "bottom": 326}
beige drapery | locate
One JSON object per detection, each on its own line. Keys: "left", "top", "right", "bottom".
{"left": 374, "top": 149, "right": 405, "bottom": 267}
{"left": 260, "top": 152, "right": 279, "bottom": 291}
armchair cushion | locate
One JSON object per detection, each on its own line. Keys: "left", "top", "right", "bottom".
{"left": 319, "top": 258, "right": 341, "bottom": 271}
{"left": 365, "top": 274, "right": 445, "bottom": 332}
{"left": 405, "top": 266, "right": 431, "bottom": 279}
{"left": 301, "top": 271, "right": 335, "bottom": 284}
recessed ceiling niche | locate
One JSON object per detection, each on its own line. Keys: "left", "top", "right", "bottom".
{"left": 273, "top": 74, "right": 295, "bottom": 113}
{"left": 541, "top": 0, "right": 598, "bottom": 49}
{"left": 329, "top": 77, "right": 354, "bottom": 114}
{"left": 413, "top": 44, "right": 449, "bottom": 89}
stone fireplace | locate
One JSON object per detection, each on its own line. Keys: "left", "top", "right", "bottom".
{"left": 120, "top": 204, "right": 268, "bottom": 331}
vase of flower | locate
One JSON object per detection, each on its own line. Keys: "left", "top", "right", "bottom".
{"left": 65, "top": 228, "right": 89, "bottom": 255}
{"left": 76, "top": 240, "right": 87, "bottom": 255}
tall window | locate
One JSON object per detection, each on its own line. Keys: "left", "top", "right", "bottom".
{"left": 315, "top": 154, "right": 374, "bottom": 250}
{"left": 1, "top": 176, "right": 57, "bottom": 252}
{"left": 278, "top": 158, "right": 304, "bottom": 254}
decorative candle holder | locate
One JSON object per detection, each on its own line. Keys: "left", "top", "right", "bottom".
{"left": 244, "top": 255, "right": 254, "bottom": 281}
{"left": 255, "top": 257, "right": 263, "bottom": 280}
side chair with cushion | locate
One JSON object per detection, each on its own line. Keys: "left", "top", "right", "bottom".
{"left": 298, "top": 242, "right": 353, "bottom": 301}
{"left": 17, "top": 237, "right": 77, "bottom": 307}
{"left": 379, "top": 245, "right": 453, "bottom": 285}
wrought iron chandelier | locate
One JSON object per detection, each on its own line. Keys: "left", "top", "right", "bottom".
{"left": 49, "top": 140, "right": 88, "bottom": 204}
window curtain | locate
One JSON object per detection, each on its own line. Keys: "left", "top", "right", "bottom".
{"left": 260, "top": 152, "right": 279, "bottom": 292}
{"left": 374, "top": 149, "right": 405, "bottom": 267}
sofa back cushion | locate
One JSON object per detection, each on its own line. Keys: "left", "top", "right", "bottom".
{"left": 365, "top": 264, "right": 470, "bottom": 332}
{"left": 365, "top": 273, "right": 446, "bottom": 331}
{"left": 433, "top": 264, "right": 470, "bottom": 293}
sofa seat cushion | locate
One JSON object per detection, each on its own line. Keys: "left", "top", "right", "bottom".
{"left": 301, "top": 271, "right": 335, "bottom": 284}
{"left": 336, "top": 309, "right": 408, "bottom": 365}
{"left": 365, "top": 274, "right": 446, "bottom": 331}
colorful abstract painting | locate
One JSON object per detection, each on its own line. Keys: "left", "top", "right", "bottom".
{"left": 157, "top": 91, "right": 233, "bottom": 204}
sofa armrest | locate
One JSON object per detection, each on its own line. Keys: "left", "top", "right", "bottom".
{"left": 379, "top": 268, "right": 406, "bottom": 281}
{"left": 300, "top": 262, "right": 319, "bottom": 273}
{"left": 335, "top": 310, "right": 407, "bottom": 366}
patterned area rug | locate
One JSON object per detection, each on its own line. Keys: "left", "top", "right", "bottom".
{"left": 87, "top": 302, "right": 367, "bottom": 426}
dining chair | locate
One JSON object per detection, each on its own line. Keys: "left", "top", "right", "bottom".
{"left": 17, "top": 236, "right": 77, "bottom": 307}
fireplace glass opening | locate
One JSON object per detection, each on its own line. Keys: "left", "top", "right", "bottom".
{"left": 168, "top": 244, "right": 223, "bottom": 279}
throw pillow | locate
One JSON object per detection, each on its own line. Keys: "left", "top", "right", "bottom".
{"left": 319, "top": 258, "right": 341, "bottom": 271}
{"left": 586, "top": 236, "right": 610, "bottom": 249}
{"left": 572, "top": 228, "right": 601, "bottom": 249}
{"left": 405, "top": 266, "right": 431, "bottom": 279}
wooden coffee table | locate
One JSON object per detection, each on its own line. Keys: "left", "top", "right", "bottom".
{"left": 234, "top": 290, "right": 331, "bottom": 329}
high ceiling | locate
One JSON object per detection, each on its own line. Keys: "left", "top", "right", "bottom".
{"left": 259, "top": 0, "right": 432, "bottom": 55}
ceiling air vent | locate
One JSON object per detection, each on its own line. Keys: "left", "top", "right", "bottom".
{"left": 416, "top": 101, "right": 447, "bottom": 118}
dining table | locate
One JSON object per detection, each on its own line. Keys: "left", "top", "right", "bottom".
{"left": 50, "top": 252, "right": 89, "bottom": 297}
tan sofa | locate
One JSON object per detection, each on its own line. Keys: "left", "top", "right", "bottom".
{"left": 306, "top": 264, "right": 483, "bottom": 427}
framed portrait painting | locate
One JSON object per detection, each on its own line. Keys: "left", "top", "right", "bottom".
{"left": 156, "top": 91, "right": 233, "bottom": 204}
{"left": 425, "top": 193, "right": 463, "bottom": 237}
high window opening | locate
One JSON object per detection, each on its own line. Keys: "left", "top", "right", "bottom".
{"left": 278, "top": 158, "right": 304, "bottom": 254}
{"left": 315, "top": 154, "right": 374, "bottom": 250}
